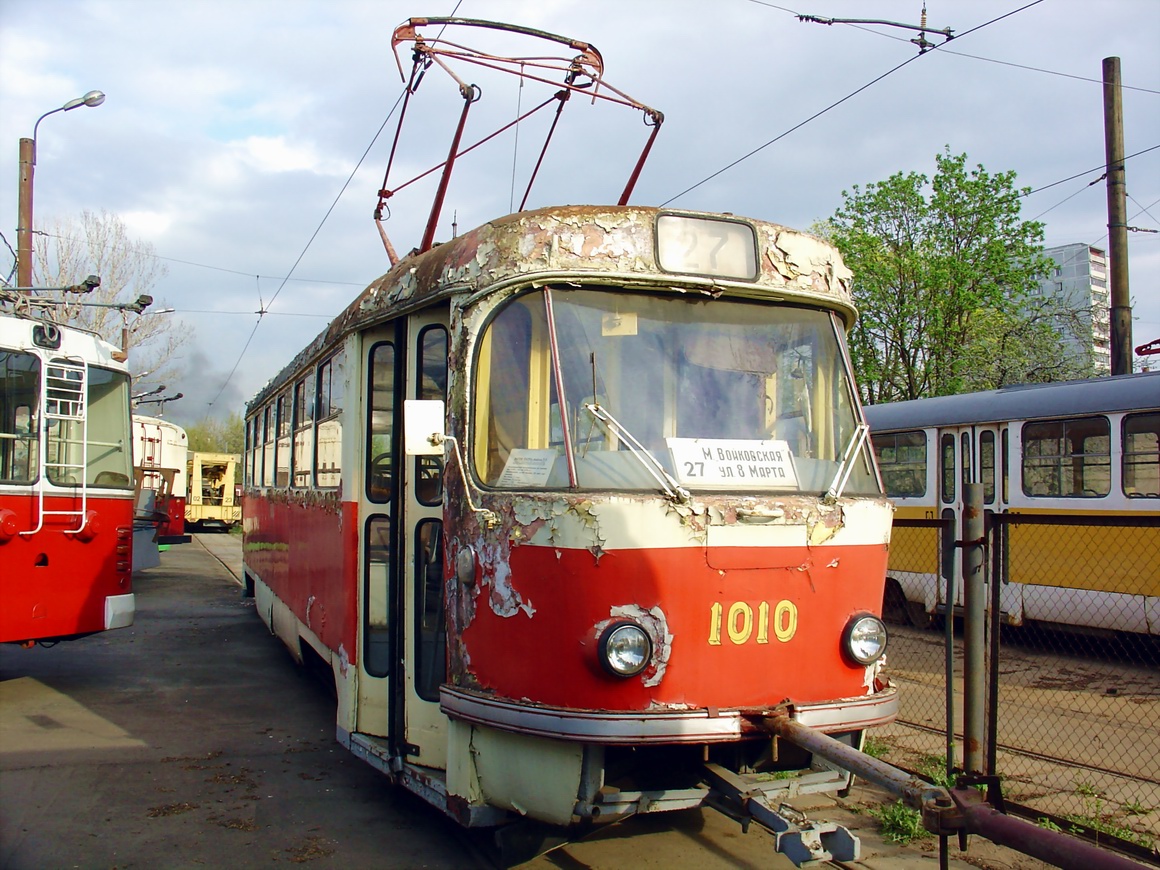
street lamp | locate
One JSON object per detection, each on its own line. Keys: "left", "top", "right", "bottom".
{"left": 16, "top": 89, "right": 106, "bottom": 289}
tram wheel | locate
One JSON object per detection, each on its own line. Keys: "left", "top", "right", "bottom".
{"left": 881, "top": 579, "right": 909, "bottom": 625}
{"left": 905, "top": 599, "right": 934, "bottom": 629}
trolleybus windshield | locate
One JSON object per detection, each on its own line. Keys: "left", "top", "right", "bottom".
{"left": 473, "top": 287, "right": 878, "bottom": 495}
{"left": 0, "top": 350, "right": 132, "bottom": 488}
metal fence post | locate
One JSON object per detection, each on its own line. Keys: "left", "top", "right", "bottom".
{"left": 963, "top": 483, "right": 986, "bottom": 774}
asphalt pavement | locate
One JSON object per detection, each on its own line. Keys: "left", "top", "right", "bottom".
{"left": 0, "top": 533, "right": 1002, "bottom": 869}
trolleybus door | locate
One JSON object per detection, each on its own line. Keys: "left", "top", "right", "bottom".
{"left": 401, "top": 307, "right": 450, "bottom": 769}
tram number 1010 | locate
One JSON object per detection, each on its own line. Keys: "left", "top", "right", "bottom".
{"left": 708, "top": 600, "right": 798, "bottom": 646}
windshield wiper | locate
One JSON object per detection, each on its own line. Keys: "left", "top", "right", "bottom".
{"left": 584, "top": 403, "right": 690, "bottom": 504}
{"left": 826, "top": 423, "right": 870, "bottom": 501}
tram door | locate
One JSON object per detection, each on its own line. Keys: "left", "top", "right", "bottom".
{"left": 356, "top": 308, "right": 450, "bottom": 770}
{"left": 400, "top": 308, "right": 450, "bottom": 769}
{"left": 936, "top": 425, "right": 1019, "bottom": 618}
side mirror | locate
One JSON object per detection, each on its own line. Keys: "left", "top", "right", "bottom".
{"left": 404, "top": 399, "right": 446, "bottom": 456}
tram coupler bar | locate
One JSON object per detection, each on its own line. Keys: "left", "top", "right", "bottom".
{"left": 701, "top": 763, "right": 859, "bottom": 866}
{"left": 763, "top": 714, "right": 950, "bottom": 812}
{"left": 765, "top": 716, "right": 1146, "bottom": 870}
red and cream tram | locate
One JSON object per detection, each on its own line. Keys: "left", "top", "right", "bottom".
{"left": 1, "top": 309, "right": 136, "bottom": 646}
{"left": 132, "top": 414, "right": 189, "bottom": 543}
{"left": 242, "top": 205, "right": 896, "bottom": 829}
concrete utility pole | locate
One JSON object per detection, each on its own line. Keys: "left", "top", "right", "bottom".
{"left": 1103, "top": 57, "right": 1132, "bottom": 375}
{"left": 15, "top": 90, "right": 105, "bottom": 289}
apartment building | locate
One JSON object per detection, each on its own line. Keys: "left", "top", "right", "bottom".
{"left": 1033, "top": 243, "right": 1111, "bottom": 373}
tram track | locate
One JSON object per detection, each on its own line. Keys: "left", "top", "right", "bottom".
{"left": 894, "top": 717, "right": 1160, "bottom": 787}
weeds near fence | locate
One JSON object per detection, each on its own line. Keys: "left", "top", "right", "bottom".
{"left": 866, "top": 754, "right": 958, "bottom": 844}
{"left": 869, "top": 800, "right": 930, "bottom": 845}
{"left": 1064, "top": 786, "right": 1157, "bottom": 850}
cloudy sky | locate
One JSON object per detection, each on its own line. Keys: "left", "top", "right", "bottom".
{"left": 2, "top": 0, "right": 1157, "bottom": 427}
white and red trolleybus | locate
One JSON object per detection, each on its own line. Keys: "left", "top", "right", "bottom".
{"left": 1, "top": 309, "right": 136, "bottom": 646}
{"left": 242, "top": 205, "right": 896, "bottom": 830}
{"left": 132, "top": 414, "right": 189, "bottom": 543}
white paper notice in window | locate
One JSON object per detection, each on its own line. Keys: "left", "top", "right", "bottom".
{"left": 496, "top": 449, "right": 557, "bottom": 487}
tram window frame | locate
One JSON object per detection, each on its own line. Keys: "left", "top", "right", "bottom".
{"left": 980, "top": 430, "right": 996, "bottom": 505}
{"left": 275, "top": 391, "right": 291, "bottom": 487}
{"left": 940, "top": 433, "right": 955, "bottom": 504}
{"left": 0, "top": 350, "right": 40, "bottom": 484}
{"left": 871, "top": 430, "right": 927, "bottom": 498}
{"left": 293, "top": 375, "right": 314, "bottom": 488}
{"left": 471, "top": 288, "right": 879, "bottom": 495}
{"left": 363, "top": 514, "right": 394, "bottom": 677}
{"left": 414, "top": 518, "right": 446, "bottom": 702}
{"left": 315, "top": 349, "right": 346, "bottom": 489}
{"left": 243, "top": 417, "right": 250, "bottom": 486}
{"left": 415, "top": 325, "right": 448, "bottom": 506}
{"left": 1021, "top": 415, "right": 1110, "bottom": 498}
{"left": 1001, "top": 428, "right": 1009, "bottom": 504}
{"left": 960, "top": 432, "right": 972, "bottom": 499}
{"left": 1122, "top": 412, "right": 1159, "bottom": 498}
{"left": 366, "top": 341, "right": 397, "bottom": 503}
{"left": 262, "top": 404, "right": 275, "bottom": 487}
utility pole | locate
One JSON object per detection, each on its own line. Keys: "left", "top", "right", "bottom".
{"left": 1103, "top": 57, "right": 1132, "bottom": 375}
{"left": 17, "top": 137, "right": 35, "bottom": 288}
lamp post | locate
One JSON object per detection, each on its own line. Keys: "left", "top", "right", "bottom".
{"left": 16, "top": 89, "right": 106, "bottom": 289}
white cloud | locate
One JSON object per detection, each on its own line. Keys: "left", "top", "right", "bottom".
{"left": 1, "top": 0, "right": 1157, "bottom": 410}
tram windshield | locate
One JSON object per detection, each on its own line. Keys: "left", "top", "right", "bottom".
{"left": 472, "top": 287, "right": 879, "bottom": 495}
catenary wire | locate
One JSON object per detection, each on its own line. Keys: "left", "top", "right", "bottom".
{"left": 664, "top": 1, "right": 1046, "bottom": 205}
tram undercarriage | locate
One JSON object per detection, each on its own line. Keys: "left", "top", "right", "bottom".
{"left": 343, "top": 719, "right": 870, "bottom": 865}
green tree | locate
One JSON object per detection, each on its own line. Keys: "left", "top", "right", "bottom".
{"left": 827, "top": 149, "right": 1062, "bottom": 403}
{"left": 184, "top": 412, "right": 244, "bottom": 454}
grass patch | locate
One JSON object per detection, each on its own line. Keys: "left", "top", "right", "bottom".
{"left": 862, "top": 736, "right": 891, "bottom": 759}
{"left": 1064, "top": 789, "right": 1157, "bottom": 850}
{"left": 869, "top": 800, "right": 930, "bottom": 845}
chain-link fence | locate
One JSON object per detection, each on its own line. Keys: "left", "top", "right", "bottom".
{"left": 874, "top": 514, "right": 1160, "bottom": 854}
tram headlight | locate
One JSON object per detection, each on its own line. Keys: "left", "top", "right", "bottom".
{"left": 843, "top": 614, "right": 888, "bottom": 666}
{"left": 598, "top": 621, "right": 652, "bottom": 677}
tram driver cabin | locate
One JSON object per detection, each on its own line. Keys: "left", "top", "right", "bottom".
{"left": 242, "top": 206, "right": 895, "bottom": 829}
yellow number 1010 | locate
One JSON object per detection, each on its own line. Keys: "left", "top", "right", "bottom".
{"left": 708, "top": 600, "right": 798, "bottom": 646}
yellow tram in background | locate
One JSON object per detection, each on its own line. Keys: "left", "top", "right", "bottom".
{"left": 865, "top": 372, "right": 1159, "bottom": 636}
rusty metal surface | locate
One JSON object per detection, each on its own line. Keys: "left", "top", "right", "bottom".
{"left": 249, "top": 206, "right": 856, "bottom": 411}
{"left": 769, "top": 714, "right": 1151, "bottom": 869}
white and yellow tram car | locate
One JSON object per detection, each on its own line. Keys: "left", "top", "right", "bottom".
{"left": 865, "top": 372, "right": 1159, "bottom": 635}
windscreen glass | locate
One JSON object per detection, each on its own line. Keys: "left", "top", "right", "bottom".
{"left": 473, "top": 287, "right": 878, "bottom": 495}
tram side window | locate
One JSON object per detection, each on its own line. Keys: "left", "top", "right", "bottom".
{"left": 0, "top": 350, "right": 39, "bottom": 484}
{"left": 940, "top": 433, "right": 955, "bottom": 504}
{"left": 248, "top": 417, "right": 259, "bottom": 491}
{"left": 414, "top": 519, "right": 446, "bottom": 702}
{"left": 1022, "top": 416, "right": 1110, "bottom": 498}
{"left": 367, "top": 342, "right": 395, "bottom": 502}
{"left": 475, "top": 301, "right": 533, "bottom": 483}
{"left": 275, "top": 392, "right": 291, "bottom": 487}
{"left": 363, "top": 515, "right": 393, "bottom": 677}
{"left": 871, "top": 430, "right": 927, "bottom": 498}
{"left": 262, "top": 405, "right": 275, "bottom": 487}
{"left": 1123, "top": 413, "right": 1159, "bottom": 497}
{"left": 316, "top": 350, "right": 346, "bottom": 488}
{"left": 980, "top": 430, "right": 996, "bottom": 505}
{"left": 416, "top": 326, "right": 448, "bottom": 506}
{"left": 293, "top": 376, "right": 313, "bottom": 487}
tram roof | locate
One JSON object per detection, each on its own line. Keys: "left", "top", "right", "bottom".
{"left": 863, "top": 371, "right": 1160, "bottom": 432}
{"left": 249, "top": 205, "right": 856, "bottom": 410}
